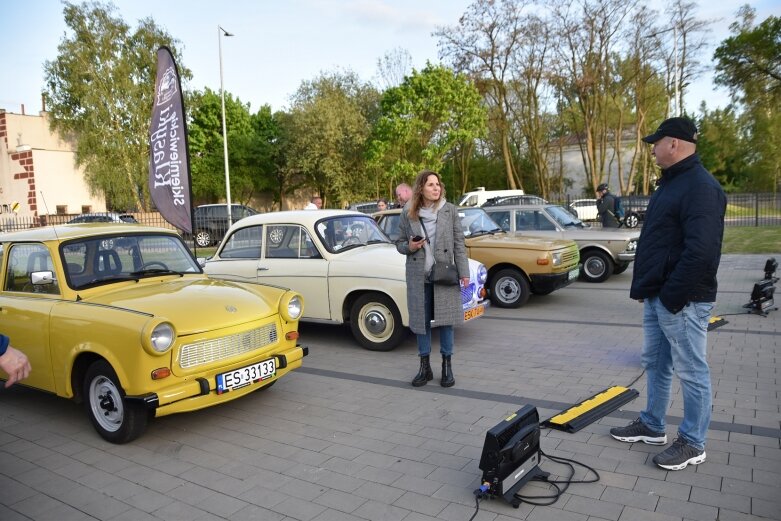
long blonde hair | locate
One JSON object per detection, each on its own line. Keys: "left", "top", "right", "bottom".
{"left": 408, "top": 170, "right": 446, "bottom": 221}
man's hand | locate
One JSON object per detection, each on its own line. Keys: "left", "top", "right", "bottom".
{"left": 0, "top": 346, "right": 32, "bottom": 388}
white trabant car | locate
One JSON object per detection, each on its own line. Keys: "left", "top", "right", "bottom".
{"left": 204, "top": 210, "right": 488, "bottom": 351}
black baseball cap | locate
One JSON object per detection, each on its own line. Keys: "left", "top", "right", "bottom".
{"left": 596, "top": 183, "right": 608, "bottom": 192}
{"left": 642, "top": 117, "right": 698, "bottom": 144}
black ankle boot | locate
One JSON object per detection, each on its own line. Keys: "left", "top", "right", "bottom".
{"left": 441, "top": 355, "right": 455, "bottom": 387}
{"left": 412, "top": 355, "right": 433, "bottom": 387}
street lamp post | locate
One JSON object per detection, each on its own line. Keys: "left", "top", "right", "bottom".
{"left": 218, "top": 25, "right": 234, "bottom": 226}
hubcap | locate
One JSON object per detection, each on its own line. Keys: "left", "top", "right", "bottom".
{"left": 363, "top": 309, "right": 388, "bottom": 335}
{"left": 584, "top": 257, "right": 606, "bottom": 278}
{"left": 89, "top": 375, "right": 123, "bottom": 433}
{"left": 497, "top": 277, "right": 520, "bottom": 304}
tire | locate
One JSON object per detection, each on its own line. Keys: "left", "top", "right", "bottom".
{"left": 489, "top": 269, "right": 531, "bottom": 308}
{"left": 349, "top": 293, "right": 405, "bottom": 351}
{"left": 613, "top": 261, "right": 631, "bottom": 275}
{"left": 580, "top": 250, "right": 614, "bottom": 283}
{"left": 624, "top": 212, "right": 639, "bottom": 228}
{"left": 195, "top": 229, "right": 212, "bottom": 247}
{"left": 83, "top": 360, "right": 148, "bottom": 444}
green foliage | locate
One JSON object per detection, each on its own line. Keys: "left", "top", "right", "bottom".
{"left": 43, "top": 1, "right": 189, "bottom": 211}
{"left": 284, "top": 71, "right": 379, "bottom": 208}
{"left": 367, "top": 63, "right": 487, "bottom": 183}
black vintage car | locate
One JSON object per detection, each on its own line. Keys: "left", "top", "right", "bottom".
{"left": 619, "top": 196, "right": 650, "bottom": 228}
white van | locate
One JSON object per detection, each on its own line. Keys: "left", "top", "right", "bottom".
{"left": 457, "top": 187, "right": 525, "bottom": 207}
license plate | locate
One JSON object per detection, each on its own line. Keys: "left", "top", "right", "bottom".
{"left": 216, "top": 358, "right": 276, "bottom": 393}
{"left": 464, "top": 305, "right": 485, "bottom": 321}
{"left": 568, "top": 268, "right": 579, "bottom": 281}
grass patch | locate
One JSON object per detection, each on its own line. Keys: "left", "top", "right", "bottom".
{"left": 722, "top": 227, "right": 781, "bottom": 254}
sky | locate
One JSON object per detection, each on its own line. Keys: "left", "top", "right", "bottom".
{"left": 1, "top": 0, "right": 779, "bottom": 117}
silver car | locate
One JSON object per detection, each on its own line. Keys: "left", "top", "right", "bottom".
{"left": 483, "top": 204, "right": 639, "bottom": 283}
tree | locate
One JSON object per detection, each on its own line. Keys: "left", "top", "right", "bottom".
{"left": 436, "top": 0, "right": 530, "bottom": 190}
{"left": 367, "top": 63, "right": 487, "bottom": 189}
{"left": 375, "top": 47, "right": 414, "bottom": 90}
{"left": 284, "top": 71, "right": 378, "bottom": 207}
{"left": 43, "top": 1, "right": 189, "bottom": 211}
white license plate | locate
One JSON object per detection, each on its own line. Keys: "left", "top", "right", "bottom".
{"left": 216, "top": 358, "right": 276, "bottom": 393}
{"left": 568, "top": 268, "right": 579, "bottom": 281}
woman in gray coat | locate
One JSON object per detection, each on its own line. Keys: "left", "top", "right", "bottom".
{"left": 396, "top": 170, "right": 469, "bottom": 387}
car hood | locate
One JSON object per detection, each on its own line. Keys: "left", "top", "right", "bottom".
{"left": 83, "top": 277, "right": 283, "bottom": 333}
{"left": 466, "top": 233, "right": 574, "bottom": 251}
{"left": 328, "top": 243, "right": 405, "bottom": 280}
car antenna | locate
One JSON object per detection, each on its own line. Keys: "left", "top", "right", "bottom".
{"left": 39, "top": 191, "right": 61, "bottom": 242}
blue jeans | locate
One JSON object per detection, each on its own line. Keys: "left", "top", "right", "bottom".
{"left": 640, "top": 296, "right": 714, "bottom": 450}
{"left": 416, "top": 283, "right": 454, "bottom": 357}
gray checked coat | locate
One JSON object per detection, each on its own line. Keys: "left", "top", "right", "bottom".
{"left": 395, "top": 202, "right": 469, "bottom": 334}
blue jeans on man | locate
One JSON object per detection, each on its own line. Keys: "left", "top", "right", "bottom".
{"left": 416, "top": 283, "right": 454, "bottom": 357}
{"left": 640, "top": 296, "right": 714, "bottom": 450}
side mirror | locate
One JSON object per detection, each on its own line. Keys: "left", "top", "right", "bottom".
{"left": 31, "top": 271, "right": 55, "bottom": 285}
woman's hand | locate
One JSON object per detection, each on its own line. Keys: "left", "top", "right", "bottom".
{"left": 409, "top": 236, "right": 426, "bottom": 252}
{"left": 460, "top": 277, "right": 470, "bottom": 287}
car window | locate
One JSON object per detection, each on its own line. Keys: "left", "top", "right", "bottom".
{"left": 220, "top": 226, "right": 262, "bottom": 259}
{"left": 316, "top": 215, "right": 390, "bottom": 253}
{"left": 265, "top": 225, "right": 320, "bottom": 259}
{"left": 379, "top": 214, "right": 401, "bottom": 241}
{"left": 487, "top": 211, "right": 511, "bottom": 231}
{"left": 514, "top": 210, "right": 556, "bottom": 231}
{"left": 4, "top": 243, "right": 59, "bottom": 294}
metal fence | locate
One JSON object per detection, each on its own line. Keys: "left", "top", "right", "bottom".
{"left": 1, "top": 192, "right": 779, "bottom": 236}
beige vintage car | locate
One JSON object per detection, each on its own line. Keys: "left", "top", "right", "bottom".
{"left": 482, "top": 204, "right": 640, "bottom": 283}
{"left": 203, "top": 210, "right": 489, "bottom": 352}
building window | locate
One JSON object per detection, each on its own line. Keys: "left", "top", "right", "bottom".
{"left": 81, "top": 205, "right": 92, "bottom": 214}
{"left": 56, "top": 205, "right": 68, "bottom": 215}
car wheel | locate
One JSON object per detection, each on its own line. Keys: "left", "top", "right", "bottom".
{"left": 613, "top": 261, "right": 631, "bottom": 275}
{"left": 489, "top": 269, "right": 531, "bottom": 308}
{"left": 195, "top": 229, "right": 212, "bottom": 247}
{"left": 83, "top": 360, "right": 147, "bottom": 444}
{"left": 350, "top": 293, "right": 405, "bottom": 351}
{"left": 624, "top": 213, "right": 639, "bottom": 228}
{"left": 580, "top": 250, "right": 614, "bottom": 283}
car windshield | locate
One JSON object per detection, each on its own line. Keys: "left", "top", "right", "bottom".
{"left": 459, "top": 208, "right": 503, "bottom": 237}
{"left": 547, "top": 205, "right": 587, "bottom": 228}
{"left": 61, "top": 233, "right": 201, "bottom": 290}
{"left": 315, "top": 215, "right": 391, "bottom": 253}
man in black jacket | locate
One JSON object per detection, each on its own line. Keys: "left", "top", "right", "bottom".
{"left": 595, "top": 183, "right": 620, "bottom": 227}
{"left": 609, "top": 117, "right": 726, "bottom": 471}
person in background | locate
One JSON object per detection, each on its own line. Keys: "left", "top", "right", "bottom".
{"left": 394, "top": 183, "right": 412, "bottom": 208}
{"left": 595, "top": 183, "right": 620, "bottom": 227}
{"left": 609, "top": 116, "right": 726, "bottom": 471}
{"left": 0, "top": 334, "right": 32, "bottom": 388}
{"left": 304, "top": 196, "right": 322, "bottom": 210}
{"left": 376, "top": 198, "right": 389, "bottom": 211}
{"left": 395, "top": 170, "right": 469, "bottom": 388}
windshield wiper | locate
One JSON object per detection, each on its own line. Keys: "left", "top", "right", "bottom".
{"left": 130, "top": 268, "right": 184, "bottom": 277}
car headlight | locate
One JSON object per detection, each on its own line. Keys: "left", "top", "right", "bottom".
{"left": 142, "top": 322, "right": 176, "bottom": 355}
{"left": 477, "top": 264, "right": 488, "bottom": 284}
{"left": 627, "top": 240, "right": 638, "bottom": 252}
{"left": 551, "top": 252, "right": 562, "bottom": 266}
{"left": 281, "top": 293, "right": 304, "bottom": 322}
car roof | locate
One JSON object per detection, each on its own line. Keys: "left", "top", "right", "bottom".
{"left": 230, "top": 209, "right": 368, "bottom": 227}
{"left": 0, "top": 223, "right": 176, "bottom": 242}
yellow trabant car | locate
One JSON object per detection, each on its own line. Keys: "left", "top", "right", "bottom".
{"left": 0, "top": 224, "right": 306, "bottom": 443}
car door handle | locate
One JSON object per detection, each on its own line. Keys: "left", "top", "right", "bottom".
{"left": 257, "top": 267, "right": 269, "bottom": 271}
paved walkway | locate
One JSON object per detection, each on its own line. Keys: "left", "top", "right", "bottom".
{"left": 1, "top": 254, "right": 779, "bottom": 520}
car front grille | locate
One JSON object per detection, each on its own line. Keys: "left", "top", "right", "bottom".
{"left": 562, "top": 248, "right": 579, "bottom": 265}
{"left": 179, "top": 323, "right": 278, "bottom": 369}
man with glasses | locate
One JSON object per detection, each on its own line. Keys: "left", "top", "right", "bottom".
{"left": 609, "top": 117, "right": 726, "bottom": 471}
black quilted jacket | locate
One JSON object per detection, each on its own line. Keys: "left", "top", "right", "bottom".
{"left": 630, "top": 154, "right": 726, "bottom": 313}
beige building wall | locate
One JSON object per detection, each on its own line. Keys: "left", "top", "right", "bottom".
{"left": 0, "top": 109, "right": 105, "bottom": 219}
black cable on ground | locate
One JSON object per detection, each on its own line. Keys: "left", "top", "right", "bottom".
{"left": 512, "top": 449, "right": 600, "bottom": 506}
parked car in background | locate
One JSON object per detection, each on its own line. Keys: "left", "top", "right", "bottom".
{"left": 568, "top": 199, "right": 599, "bottom": 221}
{"left": 68, "top": 212, "right": 138, "bottom": 224}
{"left": 347, "top": 201, "right": 380, "bottom": 214}
{"left": 192, "top": 204, "right": 258, "bottom": 247}
{"left": 483, "top": 204, "right": 640, "bottom": 283}
{"left": 619, "top": 196, "right": 650, "bottom": 228}
{"left": 458, "top": 188, "right": 526, "bottom": 207}
{"left": 204, "top": 210, "right": 489, "bottom": 351}
{"left": 0, "top": 223, "right": 307, "bottom": 443}
{"left": 375, "top": 208, "right": 580, "bottom": 308}
{"left": 481, "top": 195, "right": 548, "bottom": 207}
